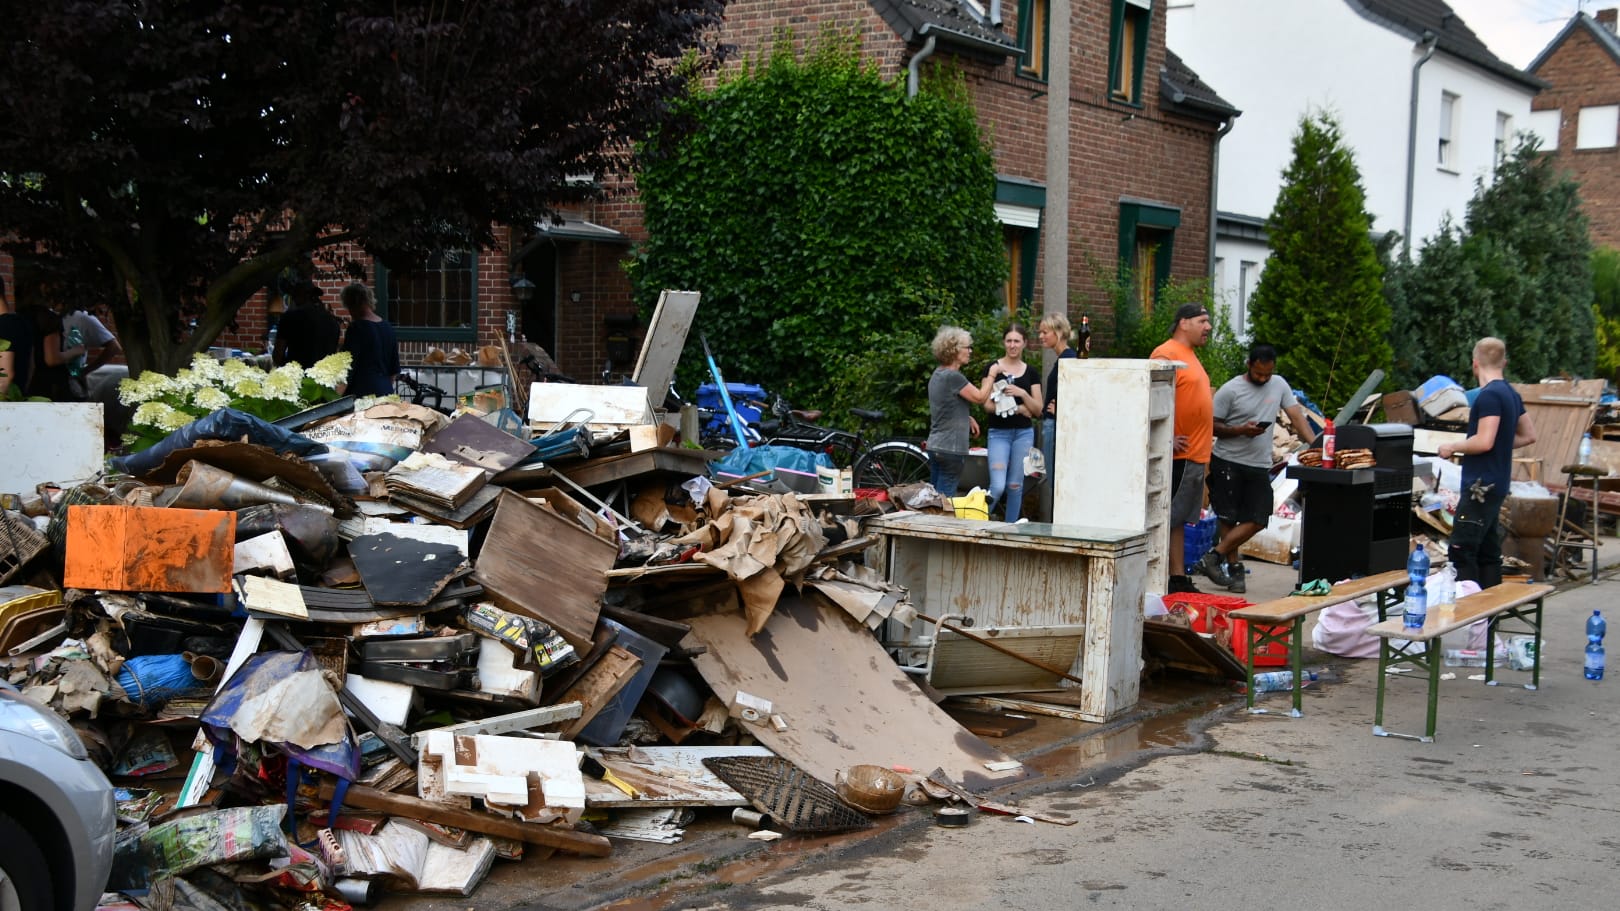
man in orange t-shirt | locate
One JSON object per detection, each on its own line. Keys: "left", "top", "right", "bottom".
{"left": 1150, "top": 303, "right": 1214, "bottom": 594}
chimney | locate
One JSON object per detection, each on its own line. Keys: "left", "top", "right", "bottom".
{"left": 1598, "top": 9, "right": 1618, "bottom": 33}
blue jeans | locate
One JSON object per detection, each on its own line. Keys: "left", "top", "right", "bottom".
{"left": 987, "top": 426, "right": 1035, "bottom": 522}
{"left": 929, "top": 450, "right": 966, "bottom": 498}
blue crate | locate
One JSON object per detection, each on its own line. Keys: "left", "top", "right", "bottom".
{"left": 1183, "top": 514, "right": 1218, "bottom": 568}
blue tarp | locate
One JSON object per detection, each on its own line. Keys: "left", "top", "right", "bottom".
{"left": 709, "top": 444, "right": 834, "bottom": 481}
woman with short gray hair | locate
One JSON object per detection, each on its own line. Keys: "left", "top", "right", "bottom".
{"left": 926, "top": 326, "right": 996, "bottom": 497}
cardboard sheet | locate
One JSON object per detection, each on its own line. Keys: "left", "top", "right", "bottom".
{"left": 683, "top": 595, "right": 1028, "bottom": 790}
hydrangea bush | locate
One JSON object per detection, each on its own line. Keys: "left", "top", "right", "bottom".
{"left": 118, "top": 352, "right": 351, "bottom": 451}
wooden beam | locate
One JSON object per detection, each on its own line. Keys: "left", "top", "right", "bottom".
{"left": 317, "top": 782, "right": 612, "bottom": 857}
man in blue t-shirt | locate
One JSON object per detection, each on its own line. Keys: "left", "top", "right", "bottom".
{"left": 1438, "top": 337, "right": 1537, "bottom": 587}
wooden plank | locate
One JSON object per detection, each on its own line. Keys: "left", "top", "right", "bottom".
{"left": 316, "top": 782, "right": 611, "bottom": 857}
{"left": 528, "top": 383, "right": 654, "bottom": 435}
{"left": 1229, "top": 569, "right": 1410, "bottom": 624}
{"left": 475, "top": 489, "right": 616, "bottom": 651}
{"left": 63, "top": 505, "right": 236, "bottom": 593}
{"left": 424, "top": 413, "right": 537, "bottom": 474}
{"left": 1365, "top": 582, "right": 1554, "bottom": 641}
{"left": 684, "top": 594, "right": 1025, "bottom": 791}
{"left": 558, "top": 646, "right": 642, "bottom": 739}
{"left": 631, "top": 289, "right": 701, "bottom": 415}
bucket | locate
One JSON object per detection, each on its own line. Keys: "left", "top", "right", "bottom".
{"left": 950, "top": 488, "right": 989, "bottom": 521}
{"left": 835, "top": 764, "right": 905, "bottom": 815}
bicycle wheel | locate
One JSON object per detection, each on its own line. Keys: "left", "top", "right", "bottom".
{"left": 854, "top": 441, "right": 930, "bottom": 490}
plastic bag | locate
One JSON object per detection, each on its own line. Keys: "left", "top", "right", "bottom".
{"left": 110, "top": 408, "right": 329, "bottom": 477}
{"left": 1023, "top": 447, "right": 1047, "bottom": 481}
{"left": 140, "top": 805, "right": 288, "bottom": 877}
{"left": 1310, "top": 598, "right": 1381, "bottom": 658}
{"left": 116, "top": 654, "right": 202, "bottom": 706}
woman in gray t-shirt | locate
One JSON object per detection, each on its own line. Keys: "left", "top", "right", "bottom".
{"left": 926, "top": 326, "right": 997, "bottom": 496}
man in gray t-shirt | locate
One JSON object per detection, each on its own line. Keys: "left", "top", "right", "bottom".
{"left": 1193, "top": 343, "right": 1311, "bottom": 593}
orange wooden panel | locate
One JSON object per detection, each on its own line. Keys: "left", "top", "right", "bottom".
{"left": 64, "top": 506, "right": 237, "bottom": 593}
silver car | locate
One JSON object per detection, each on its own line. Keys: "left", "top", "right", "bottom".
{"left": 0, "top": 680, "right": 116, "bottom": 911}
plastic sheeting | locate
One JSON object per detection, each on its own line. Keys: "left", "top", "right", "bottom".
{"left": 200, "top": 649, "right": 360, "bottom": 780}
{"left": 111, "top": 409, "right": 329, "bottom": 477}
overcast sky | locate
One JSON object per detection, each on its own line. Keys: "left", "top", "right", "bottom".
{"left": 1462, "top": 0, "right": 1602, "bottom": 69}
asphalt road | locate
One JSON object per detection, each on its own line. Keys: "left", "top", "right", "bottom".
{"left": 622, "top": 562, "right": 1620, "bottom": 911}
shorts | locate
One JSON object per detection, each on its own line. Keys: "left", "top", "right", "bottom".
{"left": 1169, "top": 459, "right": 1207, "bottom": 526}
{"left": 1208, "top": 456, "right": 1272, "bottom": 526}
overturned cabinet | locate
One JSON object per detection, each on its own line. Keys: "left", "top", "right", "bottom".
{"left": 865, "top": 514, "right": 1148, "bottom": 722}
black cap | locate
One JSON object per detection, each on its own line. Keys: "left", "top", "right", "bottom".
{"left": 1173, "top": 303, "right": 1209, "bottom": 323}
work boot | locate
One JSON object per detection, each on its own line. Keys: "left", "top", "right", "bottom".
{"left": 1168, "top": 574, "right": 1201, "bottom": 594}
{"left": 1226, "top": 562, "right": 1247, "bottom": 594}
{"left": 1194, "top": 549, "right": 1232, "bottom": 587}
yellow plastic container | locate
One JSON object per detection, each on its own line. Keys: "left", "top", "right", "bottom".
{"left": 950, "top": 489, "right": 989, "bottom": 521}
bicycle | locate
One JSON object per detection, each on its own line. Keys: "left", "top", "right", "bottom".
{"left": 396, "top": 372, "right": 451, "bottom": 414}
{"left": 757, "top": 395, "right": 930, "bottom": 491}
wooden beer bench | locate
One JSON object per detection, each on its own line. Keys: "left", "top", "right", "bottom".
{"left": 1365, "top": 581, "right": 1554, "bottom": 742}
{"left": 1227, "top": 569, "right": 1411, "bottom": 717}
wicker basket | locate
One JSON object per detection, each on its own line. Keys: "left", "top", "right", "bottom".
{"left": 0, "top": 510, "right": 47, "bottom": 585}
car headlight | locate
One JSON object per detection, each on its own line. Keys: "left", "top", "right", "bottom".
{"left": 0, "top": 686, "right": 90, "bottom": 761}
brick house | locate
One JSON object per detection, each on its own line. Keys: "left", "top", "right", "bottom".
{"left": 1526, "top": 9, "right": 1620, "bottom": 250}
{"left": 10, "top": 1, "right": 1236, "bottom": 381}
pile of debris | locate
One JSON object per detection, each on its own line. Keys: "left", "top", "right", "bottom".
{"left": 1, "top": 386, "right": 1047, "bottom": 908}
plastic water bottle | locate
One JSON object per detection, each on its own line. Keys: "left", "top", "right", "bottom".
{"left": 1404, "top": 545, "right": 1429, "bottom": 629}
{"left": 1579, "top": 433, "right": 1593, "bottom": 465}
{"left": 1433, "top": 564, "right": 1456, "bottom": 609}
{"left": 1587, "top": 611, "right": 1607, "bottom": 681}
{"left": 1250, "top": 669, "right": 1319, "bottom": 693}
{"left": 66, "top": 325, "right": 86, "bottom": 377}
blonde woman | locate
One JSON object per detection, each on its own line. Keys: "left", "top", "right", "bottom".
{"left": 927, "top": 326, "right": 997, "bottom": 496}
{"left": 1037, "top": 313, "right": 1078, "bottom": 492}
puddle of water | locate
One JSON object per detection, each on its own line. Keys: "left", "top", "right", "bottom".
{"left": 1019, "top": 705, "right": 1209, "bottom": 780}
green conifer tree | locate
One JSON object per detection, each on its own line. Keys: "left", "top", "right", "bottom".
{"left": 1247, "top": 112, "right": 1390, "bottom": 411}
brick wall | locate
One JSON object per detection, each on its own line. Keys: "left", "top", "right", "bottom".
{"left": 1531, "top": 11, "right": 1620, "bottom": 249}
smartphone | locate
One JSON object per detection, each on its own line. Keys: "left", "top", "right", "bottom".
{"left": 1254, "top": 420, "right": 1272, "bottom": 430}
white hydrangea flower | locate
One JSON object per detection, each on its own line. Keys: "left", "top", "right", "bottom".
{"left": 271, "top": 363, "right": 305, "bottom": 386}
{"left": 262, "top": 369, "right": 301, "bottom": 403}
{"left": 189, "top": 354, "right": 225, "bottom": 383}
{"left": 232, "top": 379, "right": 265, "bottom": 399}
{"left": 192, "top": 386, "right": 232, "bottom": 411}
{"left": 119, "top": 371, "right": 179, "bottom": 405}
{"left": 132, "top": 401, "right": 174, "bottom": 426}
{"left": 156, "top": 407, "right": 197, "bottom": 432}
{"left": 307, "top": 352, "right": 352, "bottom": 388}
{"left": 172, "top": 367, "right": 202, "bottom": 392}
{"left": 220, "top": 359, "right": 264, "bottom": 387}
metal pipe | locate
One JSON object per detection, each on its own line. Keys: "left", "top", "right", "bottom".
{"left": 1403, "top": 31, "right": 1440, "bottom": 256}
{"left": 907, "top": 32, "right": 938, "bottom": 98}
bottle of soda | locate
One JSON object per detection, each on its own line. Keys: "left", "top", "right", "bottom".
{"left": 1403, "top": 545, "right": 1429, "bottom": 629}
{"left": 1322, "top": 418, "right": 1337, "bottom": 469}
{"left": 1078, "top": 315, "right": 1092, "bottom": 358}
{"left": 1586, "top": 610, "right": 1607, "bottom": 681}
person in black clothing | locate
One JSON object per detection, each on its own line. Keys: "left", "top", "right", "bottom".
{"left": 273, "top": 280, "right": 341, "bottom": 368}
{"left": 0, "top": 275, "right": 33, "bottom": 399}
{"left": 339, "top": 283, "right": 399, "bottom": 396}
{"left": 21, "top": 302, "right": 84, "bottom": 401}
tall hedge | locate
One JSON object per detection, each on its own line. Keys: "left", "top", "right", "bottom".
{"left": 629, "top": 32, "right": 1006, "bottom": 415}
{"left": 1246, "top": 112, "right": 1391, "bottom": 411}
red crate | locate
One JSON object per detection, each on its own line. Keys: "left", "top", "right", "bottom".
{"left": 1161, "top": 592, "right": 1290, "bottom": 667}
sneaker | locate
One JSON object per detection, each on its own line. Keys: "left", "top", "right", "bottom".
{"left": 1194, "top": 549, "right": 1232, "bottom": 587}
{"left": 1168, "top": 574, "right": 1201, "bottom": 594}
{"left": 1226, "top": 562, "right": 1246, "bottom": 594}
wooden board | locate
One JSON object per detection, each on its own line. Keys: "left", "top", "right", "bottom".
{"left": 558, "top": 645, "right": 642, "bottom": 739}
{"left": 63, "top": 506, "right": 236, "bottom": 593}
{"left": 630, "top": 290, "right": 701, "bottom": 414}
{"left": 581, "top": 744, "right": 771, "bottom": 808}
{"left": 474, "top": 490, "right": 616, "bottom": 651}
{"left": 316, "top": 782, "right": 610, "bottom": 857}
{"left": 528, "top": 383, "right": 654, "bottom": 435}
{"left": 1514, "top": 380, "right": 1603, "bottom": 476}
{"left": 1142, "top": 620, "right": 1247, "bottom": 681}
{"left": 683, "top": 594, "right": 1027, "bottom": 791}
{"left": 424, "top": 413, "right": 537, "bottom": 474}
{"left": 350, "top": 533, "right": 465, "bottom": 606}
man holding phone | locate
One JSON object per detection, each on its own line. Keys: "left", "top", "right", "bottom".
{"left": 1195, "top": 343, "right": 1312, "bottom": 592}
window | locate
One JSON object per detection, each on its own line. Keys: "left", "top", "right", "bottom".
{"left": 1118, "top": 200, "right": 1180, "bottom": 313}
{"left": 1110, "top": 0, "right": 1152, "bottom": 105}
{"left": 1528, "top": 108, "right": 1561, "bottom": 151}
{"left": 1576, "top": 105, "right": 1619, "bottom": 149}
{"left": 995, "top": 179, "right": 1045, "bottom": 314}
{"left": 1438, "top": 91, "right": 1459, "bottom": 170}
{"left": 1018, "top": 0, "right": 1050, "bottom": 80}
{"left": 1495, "top": 112, "right": 1512, "bottom": 165}
{"left": 377, "top": 250, "right": 478, "bottom": 341}
{"left": 1238, "top": 260, "right": 1260, "bottom": 336}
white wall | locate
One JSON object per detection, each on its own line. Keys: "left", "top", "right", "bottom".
{"left": 1211, "top": 237, "right": 1269, "bottom": 336}
{"left": 1168, "top": 0, "right": 1536, "bottom": 249}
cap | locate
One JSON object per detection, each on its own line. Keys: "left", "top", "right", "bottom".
{"left": 1172, "top": 303, "right": 1209, "bottom": 323}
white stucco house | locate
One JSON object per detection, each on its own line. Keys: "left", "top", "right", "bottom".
{"left": 1166, "top": 0, "right": 1542, "bottom": 334}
